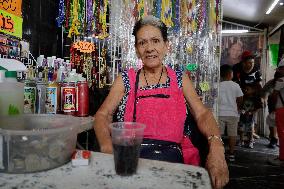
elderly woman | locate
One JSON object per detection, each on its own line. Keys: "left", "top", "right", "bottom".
{"left": 94, "top": 16, "right": 229, "bottom": 189}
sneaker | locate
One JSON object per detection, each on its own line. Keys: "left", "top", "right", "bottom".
{"left": 267, "top": 143, "right": 276, "bottom": 149}
{"left": 267, "top": 137, "right": 278, "bottom": 149}
{"left": 225, "top": 154, "right": 235, "bottom": 162}
{"left": 238, "top": 141, "right": 245, "bottom": 147}
{"left": 267, "top": 157, "right": 284, "bottom": 166}
{"left": 248, "top": 141, "right": 254, "bottom": 149}
{"left": 228, "top": 154, "right": 235, "bottom": 162}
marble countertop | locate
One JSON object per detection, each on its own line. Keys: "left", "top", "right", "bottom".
{"left": 0, "top": 152, "right": 211, "bottom": 189}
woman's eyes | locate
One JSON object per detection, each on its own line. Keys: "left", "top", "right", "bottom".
{"left": 138, "top": 41, "right": 146, "bottom": 46}
{"left": 152, "top": 39, "right": 160, "bottom": 43}
{"left": 137, "top": 38, "right": 161, "bottom": 47}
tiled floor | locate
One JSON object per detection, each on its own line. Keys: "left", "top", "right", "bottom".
{"left": 224, "top": 137, "right": 284, "bottom": 189}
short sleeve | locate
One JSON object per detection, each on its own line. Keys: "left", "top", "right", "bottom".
{"left": 255, "top": 70, "right": 262, "bottom": 82}
{"left": 235, "top": 83, "right": 243, "bottom": 97}
{"left": 175, "top": 68, "right": 183, "bottom": 88}
{"left": 121, "top": 70, "right": 131, "bottom": 93}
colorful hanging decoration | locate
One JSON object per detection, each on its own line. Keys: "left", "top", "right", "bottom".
{"left": 86, "top": 0, "right": 94, "bottom": 34}
{"left": 58, "top": 0, "right": 221, "bottom": 113}
{"left": 83, "top": 54, "right": 93, "bottom": 84}
{"left": 97, "top": 0, "right": 109, "bottom": 39}
{"left": 161, "top": 0, "right": 173, "bottom": 27}
{"left": 171, "top": 0, "right": 180, "bottom": 34}
{"left": 56, "top": 0, "right": 65, "bottom": 27}
{"left": 68, "top": 0, "right": 80, "bottom": 37}
{"left": 136, "top": 0, "right": 145, "bottom": 19}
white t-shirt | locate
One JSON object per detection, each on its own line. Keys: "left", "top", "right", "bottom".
{"left": 219, "top": 80, "right": 243, "bottom": 117}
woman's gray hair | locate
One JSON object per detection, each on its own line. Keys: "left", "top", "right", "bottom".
{"left": 132, "top": 15, "right": 168, "bottom": 44}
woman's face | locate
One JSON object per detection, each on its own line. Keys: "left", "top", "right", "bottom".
{"left": 135, "top": 25, "right": 168, "bottom": 68}
{"left": 228, "top": 43, "right": 242, "bottom": 59}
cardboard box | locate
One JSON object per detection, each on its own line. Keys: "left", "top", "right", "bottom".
{"left": 72, "top": 150, "right": 91, "bottom": 166}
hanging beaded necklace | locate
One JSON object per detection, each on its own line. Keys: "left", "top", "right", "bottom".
{"left": 143, "top": 66, "right": 164, "bottom": 86}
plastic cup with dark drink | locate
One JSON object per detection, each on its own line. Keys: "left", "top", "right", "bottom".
{"left": 109, "top": 122, "right": 145, "bottom": 176}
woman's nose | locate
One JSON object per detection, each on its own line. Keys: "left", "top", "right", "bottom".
{"left": 145, "top": 44, "right": 155, "bottom": 52}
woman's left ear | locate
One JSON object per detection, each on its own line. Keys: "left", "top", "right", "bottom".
{"left": 135, "top": 47, "right": 140, "bottom": 58}
{"left": 136, "top": 51, "right": 141, "bottom": 58}
{"left": 165, "top": 41, "right": 170, "bottom": 53}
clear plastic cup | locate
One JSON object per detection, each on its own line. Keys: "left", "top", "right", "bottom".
{"left": 109, "top": 122, "right": 145, "bottom": 176}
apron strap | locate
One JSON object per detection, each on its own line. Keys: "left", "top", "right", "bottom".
{"left": 133, "top": 69, "right": 141, "bottom": 122}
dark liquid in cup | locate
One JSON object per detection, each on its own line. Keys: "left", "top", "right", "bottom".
{"left": 113, "top": 143, "right": 140, "bottom": 176}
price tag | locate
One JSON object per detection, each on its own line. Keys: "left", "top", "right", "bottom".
{"left": 186, "top": 64, "right": 198, "bottom": 71}
{"left": 199, "top": 82, "right": 210, "bottom": 92}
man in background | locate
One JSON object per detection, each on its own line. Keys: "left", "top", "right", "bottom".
{"left": 269, "top": 58, "right": 284, "bottom": 166}
{"left": 233, "top": 51, "right": 263, "bottom": 146}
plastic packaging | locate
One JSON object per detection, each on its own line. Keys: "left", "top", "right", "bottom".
{"left": 0, "top": 59, "right": 27, "bottom": 116}
{"left": 72, "top": 150, "right": 91, "bottom": 166}
{"left": 0, "top": 114, "right": 93, "bottom": 173}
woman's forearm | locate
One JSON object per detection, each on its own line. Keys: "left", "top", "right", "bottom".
{"left": 196, "top": 109, "right": 224, "bottom": 149}
{"left": 94, "top": 113, "right": 113, "bottom": 153}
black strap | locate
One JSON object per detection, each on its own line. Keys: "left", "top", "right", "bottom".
{"left": 133, "top": 69, "right": 141, "bottom": 122}
{"left": 279, "top": 92, "right": 284, "bottom": 106}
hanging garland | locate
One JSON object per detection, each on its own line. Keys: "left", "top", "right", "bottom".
{"left": 97, "top": 0, "right": 109, "bottom": 39}
{"left": 56, "top": 0, "right": 65, "bottom": 27}
{"left": 137, "top": 0, "right": 145, "bottom": 19}
{"left": 161, "top": 0, "right": 173, "bottom": 27}
{"left": 86, "top": 0, "right": 94, "bottom": 34}
{"left": 171, "top": 0, "right": 180, "bottom": 34}
{"left": 65, "top": 0, "right": 71, "bottom": 29}
{"left": 68, "top": 0, "right": 80, "bottom": 37}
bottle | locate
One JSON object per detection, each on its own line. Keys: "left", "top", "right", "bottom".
{"left": 0, "top": 59, "right": 27, "bottom": 115}
{"left": 57, "top": 65, "right": 66, "bottom": 82}
{"left": 0, "top": 70, "right": 24, "bottom": 115}
{"left": 46, "top": 74, "right": 61, "bottom": 114}
{"left": 36, "top": 80, "right": 47, "bottom": 114}
{"left": 76, "top": 79, "right": 89, "bottom": 117}
{"left": 61, "top": 82, "right": 76, "bottom": 115}
{"left": 24, "top": 79, "right": 37, "bottom": 114}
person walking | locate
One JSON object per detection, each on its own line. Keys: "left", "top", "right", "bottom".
{"left": 269, "top": 58, "right": 284, "bottom": 166}
{"left": 219, "top": 64, "right": 243, "bottom": 161}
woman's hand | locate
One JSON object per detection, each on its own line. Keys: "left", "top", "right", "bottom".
{"left": 206, "top": 142, "right": 229, "bottom": 189}
{"left": 100, "top": 144, "right": 113, "bottom": 154}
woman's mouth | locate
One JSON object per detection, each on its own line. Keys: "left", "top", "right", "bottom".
{"left": 145, "top": 55, "right": 158, "bottom": 59}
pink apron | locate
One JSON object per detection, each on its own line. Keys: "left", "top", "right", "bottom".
{"left": 123, "top": 67, "right": 200, "bottom": 165}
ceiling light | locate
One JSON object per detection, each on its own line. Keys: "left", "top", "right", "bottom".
{"left": 266, "top": 0, "right": 280, "bottom": 14}
{"left": 280, "top": 2, "right": 284, "bottom": 5}
{"left": 221, "top": 30, "right": 249, "bottom": 34}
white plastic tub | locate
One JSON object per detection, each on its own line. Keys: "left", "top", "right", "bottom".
{"left": 0, "top": 114, "right": 93, "bottom": 173}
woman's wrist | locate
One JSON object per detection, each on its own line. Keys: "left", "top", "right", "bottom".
{"left": 207, "top": 135, "right": 224, "bottom": 145}
{"left": 207, "top": 135, "right": 225, "bottom": 152}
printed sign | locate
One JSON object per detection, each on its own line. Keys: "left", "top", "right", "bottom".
{"left": 73, "top": 41, "right": 95, "bottom": 53}
{"left": 0, "top": 9, "right": 22, "bottom": 38}
{"left": 0, "top": 0, "right": 22, "bottom": 17}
